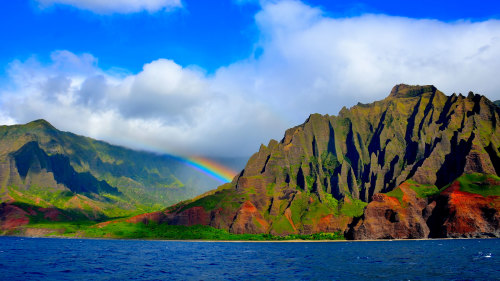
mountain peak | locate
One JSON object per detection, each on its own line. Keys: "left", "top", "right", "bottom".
{"left": 25, "top": 119, "right": 56, "bottom": 130}
{"left": 388, "top": 84, "right": 437, "bottom": 99}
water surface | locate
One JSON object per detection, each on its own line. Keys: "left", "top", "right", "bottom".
{"left": 0, "top": 237, "right": 498, "bottom": 280}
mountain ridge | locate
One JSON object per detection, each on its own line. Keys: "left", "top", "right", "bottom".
{"left": 0, "top": 119, "right": 229, "bottom": 233}
{"left": 152, "top": 84, "right": 500, "bottom": 239}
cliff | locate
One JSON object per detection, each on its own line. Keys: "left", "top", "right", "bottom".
{"left": 159, "top": 84, "right": 500, "bottom": 238}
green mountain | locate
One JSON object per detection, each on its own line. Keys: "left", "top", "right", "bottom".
{"left": 0, "top": 119, "right": 225, "bottom": 223}
{"left": 158, "top": 84, "right": 500, "bottom": 239}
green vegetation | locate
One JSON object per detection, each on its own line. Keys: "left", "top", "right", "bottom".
{"left": 12, "top": 201, "right": 105, "bottom": 224}
{"left": 266, "top": 183, "right": 276, "bottom": 197}
{"left": 384, "top": 181, "right": 440, "bottom": 204}
{"left": 405, "top": 180, "right": 440, "bottom": 198}
{"left": 455, "top": 173, "right": 500, "bottom": 197}
{"left": 23, "top": 221, "right": 96, "bottom": 236}
{"left": 305, "top": 175, "right": 315, "bottom": 192}
{"left": 339, "top": 197, "right": 367, "bottom": 217}
{"left": 324, "top": 193, "right": 339, "bottom": 211}
{"left": 270, "top": 216, "right": 295, "bottom": 234}
{"left": 84, "top": 221, "right": 344, "bottom": 240}
{"left": 301, "top": 197, "right": 333, "bottom": 225}
{"left": 7, "top": 185, "right": 137, "bottom": 218}
{"left": 321, "top": 152, "right": 339, "bottom": 175}
{"left": 385, "top": 187, "right": 404, "bottom": 203}
{"left": 405, "top": 85, "right": 435, "bottom": 98}
{"left": 179, "top": 188, "right": 242, "bottom": 212}
{"left": 290, "top": 193, "right": 310, "bottom": 223}
{"left": 15, "top": 220, "right": 344, "bottom": 241}
{"left": 383, "top": 175, "right": 499, "bottom": 206}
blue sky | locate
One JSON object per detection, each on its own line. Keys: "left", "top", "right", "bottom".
{"left": 1, "top": 0, "right": 500, "bottom": 157}
{"left": 1, "top": 1, "right": 259, "bottom": 74}
{"left": 2, "top": 1, "right": 499, "bottom": 74}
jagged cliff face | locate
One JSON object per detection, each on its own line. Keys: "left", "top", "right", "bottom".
{"left": 256, "top": 84, "right": 499, "bottom": 201}
{"left": 163, "top": 84, "right": 500, "bottom": 237}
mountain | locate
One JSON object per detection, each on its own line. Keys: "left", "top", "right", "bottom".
{"left": 149, "top": 84, "right": 500, "bottom": 239}
{"left": 0, "top": 119, "right": 228, "bottom": 231}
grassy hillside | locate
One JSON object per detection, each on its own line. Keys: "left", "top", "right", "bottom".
{"left": 0, "top": 120, "right": 227, "bottom": 221}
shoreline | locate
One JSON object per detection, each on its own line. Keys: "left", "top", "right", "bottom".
{"left": 2, "top": 234, "right": 496, "bottom": 243}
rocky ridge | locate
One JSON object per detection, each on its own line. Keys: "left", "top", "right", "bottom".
{"left": 157, "top": 84, "right": 500, "bottom": 239}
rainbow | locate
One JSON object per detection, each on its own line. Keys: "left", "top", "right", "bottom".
{"left": 102, "top": 138, "right": 238, "bottom": 183}
{"left": 177, "top": 156, "right": 238, "bottom": 183}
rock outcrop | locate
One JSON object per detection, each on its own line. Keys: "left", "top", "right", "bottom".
{"left": 428, "top": 181, "right": 500, "bottom": 238}
{"left": 0, "top": 203, "right": 30, "bottom": 232}
{"left": 348, "top": 176, "right": 499, "bottom": 239}
{"left": 0, "top": 202, "right": 77, "bottom": 235}
{"left": 347, "top": 182, "right": 431, "bottom": 239}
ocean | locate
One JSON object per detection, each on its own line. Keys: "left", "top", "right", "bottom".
{"left": 0, "top": 236, "right": 498, "bottom": 280}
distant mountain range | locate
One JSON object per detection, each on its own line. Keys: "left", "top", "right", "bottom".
{"left": 0, "top": 119, "right": 244, "bottom": 227}
{"left": 149, "top": 84, "right": 500, "bottom": 239}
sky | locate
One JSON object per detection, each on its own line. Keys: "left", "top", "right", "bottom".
{"left": 1, "top": 0, "right": 500, "bottom": 157}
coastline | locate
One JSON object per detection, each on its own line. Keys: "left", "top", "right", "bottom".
{"left": 2, "top": 234, "right": 496, "bottom": 243}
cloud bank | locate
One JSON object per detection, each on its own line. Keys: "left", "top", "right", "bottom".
{"left": 35, "top": 0, "right": 182, "bottom": 14}
{"left": 2, "top": 0, "right": 500, "bottom": 157}
{"left": 2, "top": 51, "right": 283, "bottom": 156}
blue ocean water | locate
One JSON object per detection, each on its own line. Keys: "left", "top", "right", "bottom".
{"left": 0, "top": 237, "right": 498, "bottom": 280}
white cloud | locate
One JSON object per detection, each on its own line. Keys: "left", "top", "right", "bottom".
{"left": 1, "top": 51, "right": 283, "bottom": 157}
{"left": 218, "top": 0, "right": 500, "bottom": 125}
{"left": 35, "top": 0, "right": 182, "bottom": 14}
{"left": 2, "top": 0, "right": 500, "bottom": 157}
